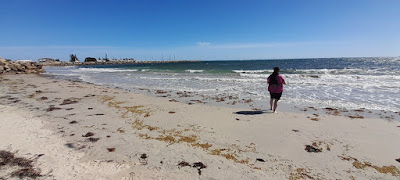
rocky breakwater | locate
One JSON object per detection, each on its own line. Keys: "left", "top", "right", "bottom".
{"left": 0, "top": 58, "right": 45, "bottom": 74}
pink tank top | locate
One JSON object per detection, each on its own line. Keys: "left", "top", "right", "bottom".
{"left": 268, "top": 74, "right": 285, "bottom": 93}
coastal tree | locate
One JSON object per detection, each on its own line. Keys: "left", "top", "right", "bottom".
{"left": 69, "top": 54, "right": 79, "bottom": 63}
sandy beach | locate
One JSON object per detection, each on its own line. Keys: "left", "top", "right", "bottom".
{"left": 1, "top": 74, "right": 400, "bottom": 179}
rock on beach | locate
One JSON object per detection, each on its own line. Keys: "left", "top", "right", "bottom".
{"left": 0, "top": 57, "right": 45, "bottom": 74}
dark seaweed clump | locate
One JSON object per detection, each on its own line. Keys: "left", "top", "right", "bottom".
{"left": 0, "top": 150, "right": 42, "bottom": 178}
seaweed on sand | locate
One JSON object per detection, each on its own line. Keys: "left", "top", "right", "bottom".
{"left": 0, "top": 150, "right": 42, "bottom": 178}
{"left": 178, "top": 161, "right": 190, "bottom": 167}
{"left": 177, "top": 161, "right": 207, "bottom": 175}
{"left": 45, "top": 105, "right": 61, "bottom": 112}
{"left": 87, "top": 137, "right": 100, "bottom": 142}
{"left": 193, "top": 162, "right": 207, "bottom": 175}
{"left": 305, "top": 145, "right": 322, "bottom": 153}
{"left": 82, "top": 132, "right": 94, "bottom": 137}
{"left": 11, "top": 168, "right": 42, "bottom": 178}
{"left": 139, "top": 153, "right": 148, "bottom": 165}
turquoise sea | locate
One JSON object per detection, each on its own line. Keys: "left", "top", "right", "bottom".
{"left": 45, "top": 57, "right": 400, "bottom": 112}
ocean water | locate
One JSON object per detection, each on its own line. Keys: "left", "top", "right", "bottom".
{"left": 45, "top": 57, "right": 400, "bottom": 112}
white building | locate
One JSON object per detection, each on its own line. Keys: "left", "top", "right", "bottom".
{"left": 16, "top": 60, "right": 32, "bottom": 62}
{"left": 38, "top": 58, "right": 60, "bottom": 63}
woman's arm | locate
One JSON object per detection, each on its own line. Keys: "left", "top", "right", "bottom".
{"left": 281, "top": 76, "right": 286, "bottom": 85}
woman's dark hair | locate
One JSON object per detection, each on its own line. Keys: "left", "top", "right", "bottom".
{"left": 273, "top": 67, "right": 280, "bottom": 74}
{"left": 269, "top": 67, "right": 280, "bottom": 85}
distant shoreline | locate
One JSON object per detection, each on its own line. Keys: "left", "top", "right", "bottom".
{"left": 40, "top": 60, "right": 203, "bottom": 66}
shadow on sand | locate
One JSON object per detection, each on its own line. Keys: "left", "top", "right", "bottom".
{"left": 234, "top": 110, "right": 271, "bottom": 115}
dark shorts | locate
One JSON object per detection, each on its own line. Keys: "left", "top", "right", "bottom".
{"left": 270, "top": 93, "right": 282, "bottom": 100}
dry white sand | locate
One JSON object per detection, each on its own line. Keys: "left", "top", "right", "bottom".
{"left": 1, "top": 74, "right": 399, "bottom": 179}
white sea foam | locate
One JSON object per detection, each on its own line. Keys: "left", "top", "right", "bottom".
{"left": 137, "top": 77, "right": 185, "bottom": 80}
{"left": 192, "top": 77, "right": 263, "bottom": 83}
{"left": 75, "top": 68, "right": 139, "bottom": 73}
{"left": 233, "top": 69, "right": 270, "bottom": 74}
{"left": 239, "top": 73, "right": 269, "bottom": 78}
{"left": 185, "top": 69, "right": 204, "bottom": 73}
{"left": 286, "top": 68, "right": 399, "bottom": 75}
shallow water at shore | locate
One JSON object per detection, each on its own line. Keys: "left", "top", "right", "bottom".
{"left": 44, "top": 57, "right": 400, "bottom": 113}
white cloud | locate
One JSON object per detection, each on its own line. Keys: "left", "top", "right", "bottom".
{"left": 196, "top": 42, "right": 211, "bottom": 46}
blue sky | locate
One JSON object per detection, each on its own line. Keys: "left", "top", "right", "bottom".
{"left": 0, "top": 0, "right": 399, "bottom": 61}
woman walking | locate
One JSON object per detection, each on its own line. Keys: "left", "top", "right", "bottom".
{"left": 267, "top": 67, "right": 286, "bottom": 113}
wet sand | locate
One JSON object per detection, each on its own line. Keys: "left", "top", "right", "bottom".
{"left": 1, "top": 74, "right": 400, "bottom": 179}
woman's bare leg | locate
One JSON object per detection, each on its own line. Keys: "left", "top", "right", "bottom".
{"left": 273, "top": 99, "right": 278, "bottom": 112}
{"left": 270, "top": 98, "right": 273, "bottom": 110}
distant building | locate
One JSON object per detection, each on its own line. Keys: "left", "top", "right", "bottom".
{"left": 123, "top": 58, "right": 135, "bottom": 61}
{"left": 38, "top": 58, "right": 59, "bottom": 63}
{"left": 16, "top": 60, "right": 32, "bottom": 62}
{"left": 110, "top": 58, "right": 135, "bottom": 62}
{"left": 84, "top": 57, "right": 98, "bottom": 62}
